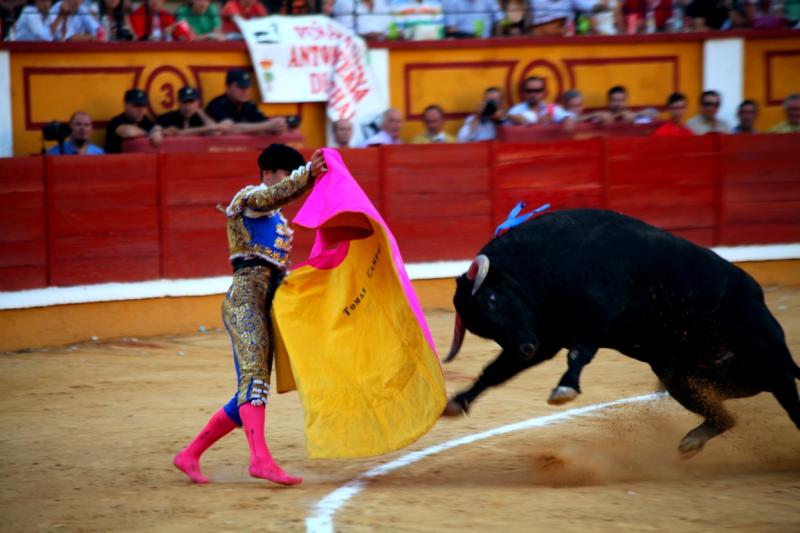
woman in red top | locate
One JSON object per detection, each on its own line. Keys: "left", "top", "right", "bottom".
{"left": 130, "top": 0, "right": 176, "bottom": 40}
{"left": 221, "top": 0, "right": 267, "bottom": 35}
{"left": 653, "top": 92, "right": 694, "bottom": 137}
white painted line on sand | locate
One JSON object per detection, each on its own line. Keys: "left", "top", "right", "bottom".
{"left": 305, "top": 392, "right": 665, "bottom": 533}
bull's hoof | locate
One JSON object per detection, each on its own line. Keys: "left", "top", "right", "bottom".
{"left": 441, "top": 399, "right": 467, "bottom": 417}
{"left": 678, "top": 434, "right": 706, "bottom": 460}
{"left": 547, "top": 386, "right": 579, "bottom": 405}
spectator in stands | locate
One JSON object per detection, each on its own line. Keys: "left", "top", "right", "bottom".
{"left": 221, "top": 0, "right": 266, "bottom": 37}
{"left": 744, "top": 0, "right": 789, "bottom": 28}
{"left": 589, "top": 1, "right": 621, "bottom": 34}
{"left": 621, "top": 0, "right": 673, "bottom": 32}
{"left": 529, "top": 0, "right": 599, "bottom": 35}
{"left": 684, "top": 0, "right": 731, "bottom": 29}
{"left": 506, "top": 76, "right": 558, "bottom": 125}
{"left": 177, "top": 0, "right": 223, "bottom": 40}
{"left": 157, "top": 86, "right": 224, "bottom": 136}
{"left": 360, "top": 108, "right": 403, "bottom": 146}
{"left": 105, "top": 88, "right": 163, "bottom": 153}
{"left": 558, "top": 89, "right": 587, "bottom": 129}
{"left": 13, "top": 0, "right": 54, "bottom": 40}
{"left": 49, "top": 0, "right": 100, "bottom": 40}
{"left": 499, "top": 0, "right": 527, "bottom": 34}
{"left": 411, "top": 105, "right": 456, "bottom": 143}
{"left": 205, "top": 69, "right": 288, "bottom": 135}
{"left": 653, "top": 92, "right": 694, "bottom": 137}
{"left": 785, "top": 0, "right": 800, "bottom": 27}
{"left": 331, "top": 0, "right": 392, "bottom": 40}
{"left": 591, "top": 85, "right": 635, "bottom": 124}
{"left": 769, "top": 93, "right": 800, "bottom": 133}
{"left": 687, "top": 90, "right": 730, "bottom": 134}
{"left": 1, "top": 0, "right": 27, "bottom": 40}
{"left": 732, "top": 99, "right": 758, "bottom": 133}
{"left": 331, "top": 119, "right": 354, "bottom": 148}
{"left": 457, "top": 86, "right": 506, "bottom": 142}
{"left": 442, "top": 0, "right": 505, "bottom": 37}
{"left": 98, "top": 0, "right": 135, "bottom": 41}
{"left": 47, "top": 112, "right": 105, "bottom": 155}
{"left": 130, "top": 0, "right": 176, "bottom": 40}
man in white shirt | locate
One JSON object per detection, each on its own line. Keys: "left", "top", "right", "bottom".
{"left": 14, "top": 0, "right": 55, "bottom": 40}
{"left": 506, "top": 76, "right": 560, "bottom": 125}
{"left": 442, "top": 0, "right": 504, "bottom": 37}
{"left": 360, "top": 108, "right": 403, "bottom": 146}
{"left": 49, "top": 0, "right": 99, "bottom": 40}
{"left": 529, "top": 0, "right": 598, "bottom": 33}
{"left": 331, "top": 0, "right": 392, "bottom": 40}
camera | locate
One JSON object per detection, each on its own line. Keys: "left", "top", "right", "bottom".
{"left": 481, "top": 99, "right": 498, "bottom": 119}
{"left": 286, "top": 115, "right": 301, "bottom": 129}
{"left": 42, "top": 121, "right": 71, "bottom": 142}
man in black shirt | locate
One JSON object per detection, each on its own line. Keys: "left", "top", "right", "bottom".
{"left": 205, "top": 69, "right": 287, "bottom": 135}
{"left": 105, "top": 88, "right": 163, "bottom": 154}
{"left": 157, "top": 86, "right": 222, "bottom": 136}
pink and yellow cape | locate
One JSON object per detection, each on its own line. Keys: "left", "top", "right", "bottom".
{"left": 271, "top": 149, "right": 446, "bottom": 459}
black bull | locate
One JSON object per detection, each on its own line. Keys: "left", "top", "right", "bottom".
{"left": 442, "top": 209, "right": 800, "bottom": 458}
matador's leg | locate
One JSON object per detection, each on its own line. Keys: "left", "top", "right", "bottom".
{"left": 223, "top": 266, "right": 301, "bottom": 485}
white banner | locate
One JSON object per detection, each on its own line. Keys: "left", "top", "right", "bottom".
{"left": 236, "top": 15, "right": 385, "bottom": 131}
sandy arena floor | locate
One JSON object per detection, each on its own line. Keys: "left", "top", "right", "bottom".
{"left": 1, "top": 286, "right": 800, "bottom": 532}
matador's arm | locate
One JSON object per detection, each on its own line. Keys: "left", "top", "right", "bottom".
{"left": 225, "top": 163, "right": 314, "bottom": 216}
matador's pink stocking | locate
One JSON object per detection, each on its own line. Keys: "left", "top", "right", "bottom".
{"left": 238, "top": 402, "right": 303, "bottom": 485}
{"left": 173, "top": 408, "right": 237, "bottom": 483}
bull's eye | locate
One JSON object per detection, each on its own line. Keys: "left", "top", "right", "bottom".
{"left": 487, "top": 293, "right": 497, "bottom": 312}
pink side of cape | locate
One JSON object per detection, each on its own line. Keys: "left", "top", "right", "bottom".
{"left": 291, "top": 149, "right": 437, "bottom": 355}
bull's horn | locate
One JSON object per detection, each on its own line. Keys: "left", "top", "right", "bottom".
{"left": 443, "top": 313, "right": 465, "bottom": 363}
{"left": 467, "top": 254, "right": 490, "bottom": 295}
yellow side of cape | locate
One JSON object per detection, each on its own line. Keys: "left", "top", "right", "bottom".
{"left": 272, "top": 222, "right": 446, "bottom": 459}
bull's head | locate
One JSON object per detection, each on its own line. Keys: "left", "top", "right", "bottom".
{"left": 445, "top": 254, "right": 540, "bottom": 362}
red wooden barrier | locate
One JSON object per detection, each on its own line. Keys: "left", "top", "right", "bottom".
{"left": 605, "top": 136, "right": 718, "bottom": 246}
{"left": 718, "top": 133, "right": 800, "bottom": 245}
{"left": 46, "top": 154, "right": 160, "bottom": 286}
{"left": 0, "top": 157, "right": 47, "bottom": 291}
{"left": 2, "top": 134, "right": 799, "bottom": 291}
{"left": 497, "top": 123, "right": 660, "bottom": 143}
{"left": 493, "top": 139, "right": 605, "bottom": 229}
{"left": 121, "top": 132, "right": 305, "bottom": 153}
{"left": 159, "top": 151, "right": 259, "bottom": 278}
{"left": 381, "top": 143, "right": 493, "bottom": 261}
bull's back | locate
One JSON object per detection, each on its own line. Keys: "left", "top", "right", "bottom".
{"left": 486, "top": 208, "right": 756, "bottom": 325}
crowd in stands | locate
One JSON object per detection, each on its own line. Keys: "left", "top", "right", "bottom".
{"left": 41, "top": 68, "right": 799, "bottom": 156}
{"left": 2, "top": 0, "right": 798, "bottom": 41}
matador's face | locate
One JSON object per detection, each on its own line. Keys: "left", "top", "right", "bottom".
{"left": 261, "top": 169, "right": 290, "bottom": 187}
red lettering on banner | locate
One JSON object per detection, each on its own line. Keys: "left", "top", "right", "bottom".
{"left": 288, "top": 45, "right": 338, "bottom": 68}
{"left": 310, "top": 72, "right": 330, "bottom": 94}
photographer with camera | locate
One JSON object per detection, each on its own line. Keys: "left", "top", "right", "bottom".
{"left": 205, "top": 69, "right": 295, "bottom": 136}
{"left": 105, "top": 88, "right": 163, "bottom": 154}
{"left": 44, "top": 112, "right": 105, "bottom": 155}
{"left": 457, "top": 86, "right": 506, "bottom": 142}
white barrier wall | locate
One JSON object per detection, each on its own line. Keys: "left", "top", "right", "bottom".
{"left": 0, "top": 50, "right": 12, "bottom": 157}
{"left": 703, "top": 38, "right": 744, "bottom": 128}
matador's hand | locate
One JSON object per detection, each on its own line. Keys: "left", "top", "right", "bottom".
{"left": 310, "top": 149, "right": 327, "bottom": 179}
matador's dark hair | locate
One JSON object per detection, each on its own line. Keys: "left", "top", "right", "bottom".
{"left": 257, "top": 144, "right": 305, "bottom": 173}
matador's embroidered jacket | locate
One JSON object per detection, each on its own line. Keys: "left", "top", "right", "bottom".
{"left": 224, "top": 163, "right": 314, "bottom": 270}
